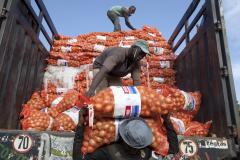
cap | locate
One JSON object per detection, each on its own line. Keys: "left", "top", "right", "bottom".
{"left": 119, "top": 117, "right": 153, "bottom": 149}
{"left": 133, "top": 39, "right": 150, "bottom": 54}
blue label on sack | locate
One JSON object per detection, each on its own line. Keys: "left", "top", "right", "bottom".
{"left": 186, "top": 94, "right": 195, "bottom": 111}
{"left": 112, "top": 86, "right": 141, "bottom": 118}
{"left": 128, "top": 86, "right": 137, "bottom": 94}
{"left": 191, "top": 95, "right": 196, "bottom": 111}
{"left": 132, "top": 105, "right": 140, "bottom": 117}
{"left": 122, "top": 86, "right": 137, "bottom": 94}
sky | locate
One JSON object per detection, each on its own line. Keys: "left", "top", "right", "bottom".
{"left": 37, "top": 0, "right": 239, "bottom": 102}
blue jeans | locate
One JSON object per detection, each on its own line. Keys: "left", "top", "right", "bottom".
{"left": 107, "top": 10, "right": 121, "bottom": 31}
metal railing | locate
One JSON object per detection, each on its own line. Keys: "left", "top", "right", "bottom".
{"left": 22, "top": 0, "right": 57, "bottom": 47}
{"left": 168, "top": 0, "right": 206, "bottom": 52}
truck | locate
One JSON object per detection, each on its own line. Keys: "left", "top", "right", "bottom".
{"left": 0, "top": 0, "right": 239, "bottom": 159}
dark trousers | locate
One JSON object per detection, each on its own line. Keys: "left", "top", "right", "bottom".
{"left": 107, "top": 10, "right": 121, "bottom": 31}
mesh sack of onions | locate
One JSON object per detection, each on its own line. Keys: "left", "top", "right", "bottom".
{"left": 47, "top": 89, "right": 79, "bottom": 118}
{"left": 20, "top": 109, "right": 53, "bottom": 131}
{"left": 170, "top": 116, "right": 212, "bottom": 136}
{"left": 53, "top": 107, "right": 80, "bottom": 131}
{"left": 23, "top": 91, "right": 46, "bottom": 110}
{"left": 87, "top": 86, "right": 201, "bottom": 118}
{"left": 183, "top": 121, "right": 212, "bottom": 137}
{"left": 81, "top": 118, "right": 169, "bottom": 156}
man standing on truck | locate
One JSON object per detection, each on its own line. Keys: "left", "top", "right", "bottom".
{"left": 85, "top": 39, "right": 150, "bottom": 97}
{"left": 107, "top": 5, "right": 136, "bottom": 31}
{"left": 73, "top": 113, "right": 179, "bottom": 160}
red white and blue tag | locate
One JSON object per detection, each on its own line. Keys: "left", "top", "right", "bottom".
{"left": 111, "top": 86, "right": 141, "bottom": 118}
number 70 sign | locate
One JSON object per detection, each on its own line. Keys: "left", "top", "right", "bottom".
{"left": 13, "top": 134, "right": 33, "bottom": 153}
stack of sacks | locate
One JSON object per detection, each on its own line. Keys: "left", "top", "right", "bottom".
{"left": 19, "top": 26, "right": 212, "bottom": 157}
{"left": 47, "top": 26, "right": 176, "bottom": 87}
{"left": 116, "top": 26, "right": 176, "bottom": 87}
{"left": 43, "top": 65, "right": 91, "bottom": 93}
{"left": 145, "top": 28, "right": 176, "bottom": 88}
{"left": 78, "top": 85, "right": 211, "bottom": 155}
{"left": 20, "top": 84, "right": 84, "bottom": 132}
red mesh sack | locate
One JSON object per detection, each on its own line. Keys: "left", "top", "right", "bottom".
{"left": 21, "top": 109, "right": 53, "bottom": 131}
{"left": 47, "top": 90, "right": 79, "bottom": 117}
{"left": 87, "top": 86, "right": 201, "bottom": 118}
{"left": 23, "top": 91, "right": 46, "bottom": 110}
{"left": 53, "top": 107, "right": 80, "bottom": 131}
{"left": 184, "top": 121, "right": 212, "bottom": 137}
{"left": 81, "top": 118, "right": 169, "bottom": 156}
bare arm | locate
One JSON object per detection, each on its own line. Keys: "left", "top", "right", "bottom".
{"left": 122, "top": 8, "right": 136, "bottom": 30}
{"left": 85, "top": 55, "right": 119, "bottom": 97}
{"left": 131, "top": 63, "right": 141, "bottom": 86}
{"left": 85, "top": 66, "right": 108, "bottom": 97}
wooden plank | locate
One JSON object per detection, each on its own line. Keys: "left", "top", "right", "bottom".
{"left": 24, "top": 46, "right": 39, "bottom": 102}
{"left": 31, "top": 49, "right": 41, "bottom": 91}
{"left": 0, "top": 0, "right": 53, "bottom": 129}
{"left": 22, "top": 43, "right": 37, "bottom": 103}
{"left": 0, "top": 19, "right": 20, "bottom": 114}
{"left": 191, "top": 42, "right": 201, "bottom": 90}
{"left": 0, "top": 16, "right": 15, "bottom": 89}
{"left": 193, "top": 33, "right": 206, "bottom": 122}
{"left": 207, "top": 25, "right": 228, "bottom": 137}
{"left": 184, "top": 48, "right": 193, "bottom": 91}
{"left": 14, "top": 35, "right": 32, "bottom": 129}
{"left": 0, "top": 23, "right": 25, "bottom": 128}
{"left": 175, "top": 53, "right": 185, "bottom": 89}
{"left": 34, "top": 51, "right": 47, "bottom": 91}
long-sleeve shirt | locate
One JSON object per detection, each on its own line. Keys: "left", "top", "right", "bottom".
{"left": 108, "top": 6, "right": 129, "bottom": 17}
{"left": 93, "top": 47, "right": 141, "bottom": 84}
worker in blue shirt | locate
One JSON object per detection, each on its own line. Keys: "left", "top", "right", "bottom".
{"left": 107, "top": 5, "right": 136, "bottom": 31}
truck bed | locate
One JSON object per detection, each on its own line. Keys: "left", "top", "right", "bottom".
{"left": 0, "top": 0, "right": 239, "bottom": 159}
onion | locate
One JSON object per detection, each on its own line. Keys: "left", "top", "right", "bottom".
{"left": 99, "top": 130, "right": 106, "bottom": 137}
{"left": 89, "top": 139, "right": 97, "bottom": 147}
{"left": 95, "top": 103, "right": 102, "bottom": 111}
{"left": 95, "top": 136, "right": 103, "bottom": 143}
{"left": 104, "top": 105, "right": 113, "bottom": 113}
